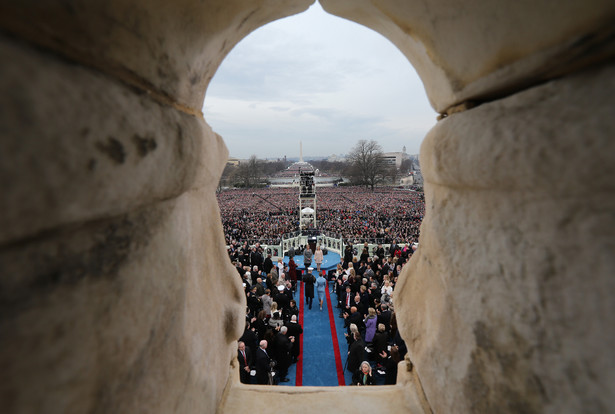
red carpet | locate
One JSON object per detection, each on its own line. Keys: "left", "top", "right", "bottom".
{"left": 296, "top": 281, "right": 304, "bottom": 386}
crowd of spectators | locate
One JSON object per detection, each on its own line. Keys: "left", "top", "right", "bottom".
{"left": 234, "top": 238, "right": 411, "bottom": 386}
{"left": 236, "top": 259, "right": 303, "bottom": 385}
{"left": 225, "top": 186, "right": 419, "bottom": 385}
{"left": 334, "top": 243, "right": 409, "bottom": 385}
{"left": 217, "top": 186, "right": 425, "bottom": 245}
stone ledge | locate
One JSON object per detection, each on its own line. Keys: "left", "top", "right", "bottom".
{"left": 219, "top": 361, "right": 429, "bottom": 414}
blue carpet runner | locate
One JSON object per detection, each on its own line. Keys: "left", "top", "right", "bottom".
{"left": 278, "top": 261, "right": 351, "bottom": 387}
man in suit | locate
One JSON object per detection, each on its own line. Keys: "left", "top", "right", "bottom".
{"left": 303, "top": 269, "right": 315, "bottom": 310}
{"left": 273, "top": 285, "right": 290, "bottom": 314}
{"left": 347, "top": 331, "right": 365, "bottom": 374}
{"left": 255, "top": 340, "right": 272, "bottom": 385}
{"left": 254, "top": 277, "right": 266, "bottom": 297}
{"left": 250, "top": 247, "right": 263, "bottom": 273}
{"left": 282, "top": 299, "right": 299, "bottom": 325}
{"left": 345, "top": 306, "right": 365, "bottom": 336}
{"left": 377, "top": 303, "right": 392, "bottom": 333}
{"left": 363, "top": 264, "right": 375, "bottom": 281}
{"left": 240, "top": 247, "right": 250, "bottom": 268}
{"left": 239, "top": 321, "right": 258, "bottom": 358}
{"left": 246, "top": 286, "right": 261, "bottom": 317}
{"left": 272, "top": 326, "right": 295, "bottom": 382}
{"left": 237, "top": 341, "right": 253, "bottom": 384}
{"left": 389, "top": 240, "right": 399, "bottom": 257}
{"left": 375, "top": 244, "right": 385, "bottom": 261}
{"left": 263, "top": 253, "right": 274, "bottom": 274}
{"left": 357, "top": 262, "right": 367, "bottom": 278}
{"left": 381, "top": 260, "right": 391, "bottom": 281}
{"left": 341, "top": 285, "right": 353, "bottom": 317}
{"left": 343, "top": 244, "right": 354, "bottom": 268}
{"left": 368, "top": 282, "right": 380, "bottom": 308}
{"left": 285, "top": 315, "right": 303, "bottom": 363}
{"left": 352, "top": 293, "right": 366, "bottom": 317}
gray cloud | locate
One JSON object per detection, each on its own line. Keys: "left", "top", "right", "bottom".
{"left": 203, "top": 2, "right": 435, "bottom": 159}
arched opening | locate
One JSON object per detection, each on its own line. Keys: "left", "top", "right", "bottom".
{"left": 2, "top": 1, "right": 612, "bottom": 413}
{"left": 204, "top": 2, "right": 434, "bottom": 161}
{"left": 204, "top": 2, "right": 434, "bottom": 388}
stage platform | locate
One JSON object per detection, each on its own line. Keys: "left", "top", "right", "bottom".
{"left": 283, "top": 252, "right": 341, "bottom": 273}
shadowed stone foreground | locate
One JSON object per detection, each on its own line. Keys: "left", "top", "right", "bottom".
{"left": 1, "top": 1, "right": 614, "bottom": 413}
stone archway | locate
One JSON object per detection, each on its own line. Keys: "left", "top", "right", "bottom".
{"left": 1, "top": 1, "right": 614, "bottom": 413}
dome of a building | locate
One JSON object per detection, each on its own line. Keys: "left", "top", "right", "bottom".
{"left": 274, "top": 161, "right": 314, "bottom": 177}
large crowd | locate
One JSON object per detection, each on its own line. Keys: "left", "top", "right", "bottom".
{"left": 235, "top": 241, "right": 413, "bottom": 386}
{"left": 225, "top": 186, "right": 421, "bottom": 386}
{"left": 217, "top": 187, "right": 425, "bottom": 245}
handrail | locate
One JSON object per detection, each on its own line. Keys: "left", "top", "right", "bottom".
{"left": 226, "top": 235, "right": 417, "bottom": 262}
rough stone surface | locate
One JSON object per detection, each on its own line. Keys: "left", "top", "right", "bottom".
{"left": 0, "top": 0, "right": 315, "bottom": 111}
{"left": 0, "top": 34, "right": 208, "bottom": 245}
{"left": 1, "top": 1, "right": 614, "bottom": 414}
{"left": 0, "top": 190, "right": 246, "bottom": 414}
{"left": 221, "top": 361, "right": 427, "bottom": 413}
{"left": 320, "top": 0, "right": 615, "bottom": 112}
{"left": 396, "top": 63, "right": 615, "bottom": 414}
{"left": 0, "top": 33, "right": 245, "bottom": 414}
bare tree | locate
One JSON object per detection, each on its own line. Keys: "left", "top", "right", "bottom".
{"left": 347, "top": 139, "right": 386, "bottom": 190}
{"left": 217, "top": 163, "right": 237, "bottom": 192}
{"left": 400, "top": 158, "right": 414, "bottom": 175}
{"left": 236, "top": 155, "right": 263, "bottom": 187}
{"left": 383, "top": 164, "right": 400, "bottom": 185}
{"left": 310, "top": 159, "right": 347, "bottom": 175}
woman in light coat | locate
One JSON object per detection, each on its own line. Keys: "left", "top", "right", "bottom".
{"left": 314, "top": 244, "right": 324, "bottom": 272}
{"left": 316, "top": 271, "right": 327, "bottom": 311}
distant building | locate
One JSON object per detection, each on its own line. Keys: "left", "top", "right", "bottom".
{"left": 226, "top": 157, "right": 241, "bottom": 166}
{"left": 381, "top": 153, "right": 407, "bottom": 169}
{"left": 327, "top": 154, "right": 346, "bottom": 162}
{"left": 400, "top": 174, "right": 415, "bottom": 187}
{"left": 269, "top": 142, "right": 340, "bottom": 187}
{"left": 381, "top": 146, "right": 411, "bottom": 169}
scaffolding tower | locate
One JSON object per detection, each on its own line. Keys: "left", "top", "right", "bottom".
{"left": 299, "top": 170, "right": 316, "bottom": 230}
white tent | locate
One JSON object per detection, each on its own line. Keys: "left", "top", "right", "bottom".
{"left": 301, "top": 207, "right": 314, "bottom": 214}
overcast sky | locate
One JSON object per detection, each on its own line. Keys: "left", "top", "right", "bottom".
{"left": 202, "top": 2, "right": 436, "bottom": 160}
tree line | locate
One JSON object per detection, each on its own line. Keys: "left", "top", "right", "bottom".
{"left": 219, "top": 140, "right": 416, "bottom": 190}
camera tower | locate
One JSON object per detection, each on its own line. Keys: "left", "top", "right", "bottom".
{"left": 299, "top": 170, "right": 316, "bottom": 230}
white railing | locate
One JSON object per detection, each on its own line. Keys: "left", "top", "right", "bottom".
{"left": 229, "top": 236, "right": 416, "bottom": 263}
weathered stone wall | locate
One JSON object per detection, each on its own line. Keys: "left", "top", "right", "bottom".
{"left": 0, "top": 29, "right": 243, "bottom": 414}
{"left": 320, "top": 0, "right": 615, "bottom": 113}
{"left": 1, "top": 1, "right": 614, "bottom": 413}
{"left": 397, "top": 64, "right": 615, "bottom": 414}
{"left": 0, "top": 1, "right": 313, "bottom": 413}
{"left": 321, "top": 2, "right": 615, "bottom": 412}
